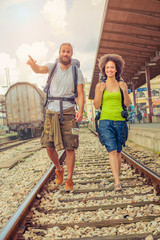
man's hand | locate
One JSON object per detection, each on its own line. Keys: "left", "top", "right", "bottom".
{"left": 26, "top": 55, "right": 37, "bottom": 66}
{"left": 75, "top": 112, "right": 83, "bottom": 122}
{"left": 26, "top": 55, "right": 49, "bottom": 74}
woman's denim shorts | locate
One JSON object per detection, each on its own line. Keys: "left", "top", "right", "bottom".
{"left": 98, "top": 120, "right": 128, "bottom": 153}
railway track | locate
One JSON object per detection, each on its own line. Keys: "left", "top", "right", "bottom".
{"left": 89, "top": 128, "right": 160, "bottom": 194}
{"left": 0, "top": 138, "right": 42, "bottom": 169}
{"left": 123, "top": 141, "right": 160, "bottom": 176}
{"left": 0, "top": 139, "right": 36, "bottom": 152}
{"left": 0, "top": 127, "right": 160, "bottom": 240}
{"left": 0, "top": 139, "right": 19, "bottom": 147}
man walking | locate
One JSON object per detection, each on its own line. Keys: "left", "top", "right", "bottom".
{"left": 27, "top": 43, "right": 84, "bottom": 190}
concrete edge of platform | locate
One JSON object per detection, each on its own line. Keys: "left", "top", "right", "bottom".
{"left": 128, "top": 128, "right": 160, "bottom": 153}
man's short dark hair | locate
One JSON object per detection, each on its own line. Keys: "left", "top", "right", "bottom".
{"left": 59, "top": 43, "right": 73, "bottom": 53}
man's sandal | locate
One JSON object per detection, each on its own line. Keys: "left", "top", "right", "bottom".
{"left": 114, "top": 183, "right": 122, "bottom": 191}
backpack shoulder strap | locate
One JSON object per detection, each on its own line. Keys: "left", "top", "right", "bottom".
{"left": 72, "top": 59, "right": 80, "bottom": 68}
{"left": 72, "top": 65, "right": 78, "bottom": 98}
{"left": 99, "top": 76, "right": 106, "bottom": 109}
{"left": 119, "top": 85, "right": 128, "bottom": 111}
{"left": 47, "top": 62, "right": 57, "bottom": 84}
{"left": 43, "top": 62, "right": 57, "bottom": 93}
{"left": 120, "top": 88, "right": 126, "bottom": 110}
{"left": 117, "top": 77, "right": 127, "bottom": 111}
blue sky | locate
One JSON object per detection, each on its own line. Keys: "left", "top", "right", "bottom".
{"left": 0, "top": 0, "right": 106, "bottom": 94}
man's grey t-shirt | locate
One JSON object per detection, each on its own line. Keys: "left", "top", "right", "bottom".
{"left": 47, "top": 62, "right": 84, "bottom": 112}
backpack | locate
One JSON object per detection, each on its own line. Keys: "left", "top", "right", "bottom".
{"left": 43, "top": 58, "right": 80, "bottom": 122}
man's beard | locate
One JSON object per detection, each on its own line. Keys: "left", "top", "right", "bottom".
{"left": 59, "top": 56, "right": 71, "bottom": 65}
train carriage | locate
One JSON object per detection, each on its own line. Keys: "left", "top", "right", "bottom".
{"left": 5, "top": 82, "right": 46, "bottom": 138}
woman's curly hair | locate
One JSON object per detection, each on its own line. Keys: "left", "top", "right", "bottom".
{"left": 98, "top": 54, "right": 125, "bottom": 78}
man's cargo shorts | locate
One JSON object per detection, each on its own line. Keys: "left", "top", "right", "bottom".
{"left": 41, "top": 108, "right": 79, "bottom": 150}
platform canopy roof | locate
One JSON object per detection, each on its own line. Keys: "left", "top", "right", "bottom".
{"left": 89, "top": 0, "right": 160, "bottom": 99}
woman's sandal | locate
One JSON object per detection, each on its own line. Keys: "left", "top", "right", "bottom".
{"left": 114, "top": 183, "right": 122, "bottom": 192}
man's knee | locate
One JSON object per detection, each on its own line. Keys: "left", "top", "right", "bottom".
{"left": 66, "top": 149, "right": 75, "bottom": 154}
{"left": 46, "top": 147, "right": 56, "bottom": 153}
{"left": 66, "top": 149, "right": 75, "bottom": 158}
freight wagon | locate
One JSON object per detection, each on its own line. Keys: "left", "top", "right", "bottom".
{"left": 5, "top": 82, "right": 46, "bottom": 138}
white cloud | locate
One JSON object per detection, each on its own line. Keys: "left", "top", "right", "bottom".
{"left": 62, "top": 0, "right": 105, "bottom": 79}
{"left": 0, "top": 53, "right": 16, "bottom": 70}
{"left": 0, "top": 0, "right": 106, "bottom": 94}
{"left": 73, "top": 49, "right": 96, "bottom": 81}
{"left": 14, "top": 41, "right": 62, "bottom": 90}
{"left": 42, "top": 0, "right": 67, "bottom": 33}
{"left": 91, "top": 0, "right": 103, "bottom": 6}
{"left": 16, "top": 42, "right": 49, "bottom": 62}
{"left": 0, "top": 53, "right": 18, "bottom": 91}
{"left": 62, "top": 0, "right": 105, "bottom": 52}
{"left": 0, "top": 42, "right": 53, "bottom": 93}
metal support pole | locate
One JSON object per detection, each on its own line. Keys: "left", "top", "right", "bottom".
{"left": 145, "top": 67, "right": 152, "bottom": 123}
{"left": 132, "top": 84, "right": 136, "bottom": 107}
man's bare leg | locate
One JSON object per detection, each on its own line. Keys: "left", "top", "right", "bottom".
{"left": 66, "top": 150, "right": 75, "bottom": 180}
{"left": 46, "top": 148, "right": 62, "bottom": 170}
{"left": 46, "top": 148, "right": 64, "bottom": 185}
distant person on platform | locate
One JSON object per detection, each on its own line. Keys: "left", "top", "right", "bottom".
{"left": 128, "top": 104, "right": 135, "bottom": 124}
{"left": 27, "top": 43, "right": 84, "bottom": 191}
{"left": 136, "top": 107, "right": 142, "bottom": 123}
{"left": 94, "top": 54, "right": 131, "bottom": 191}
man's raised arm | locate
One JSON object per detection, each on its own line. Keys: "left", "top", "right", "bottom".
{"left": 26, "top": 55, "right": 49, "bottom": 74}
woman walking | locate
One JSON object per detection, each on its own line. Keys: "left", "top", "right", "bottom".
{"left": 94, "top": 54, "right": 131, "bottom": 191}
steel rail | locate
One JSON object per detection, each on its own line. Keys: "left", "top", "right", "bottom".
{"left": 0, "top": 139, "right": 19, "bottom": 147}
{"left": 121, "top": 151, "right": 160, "bottom": 193}
{"left": 89, "top": 127, "right": 160, "bottom": 194}
{"left": 0, "top": 150, "right": 66, "bottom": 240}
{"left": 0, "top": 138, "right": 37, "bottom": 152}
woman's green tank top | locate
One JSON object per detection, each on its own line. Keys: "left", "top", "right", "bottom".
{"left": 100, "top": 88, "right": 124, "bottom": 121}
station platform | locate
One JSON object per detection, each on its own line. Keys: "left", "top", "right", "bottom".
{"left": 128, "top": 122, "right": 160, "bottom": 153}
